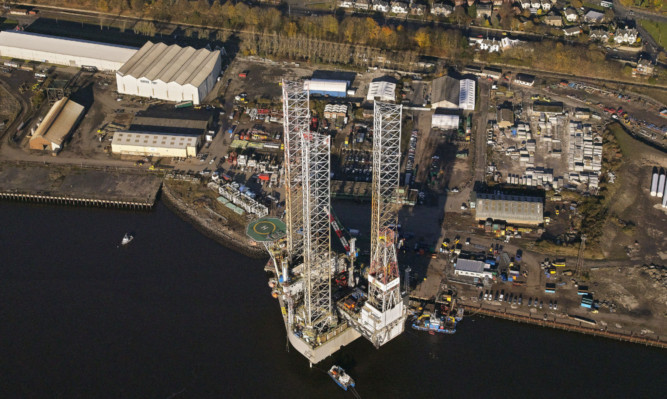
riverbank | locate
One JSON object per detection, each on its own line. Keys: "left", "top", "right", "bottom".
{"left": 461, "top": 303, "right": 667, "bottom": 349}
{"left": 161, "top": 178, "right": 267, "bottom": 259}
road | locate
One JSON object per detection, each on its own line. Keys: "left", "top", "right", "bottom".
{"left": 473, "top": 81, "right": 490, "bottom": 184}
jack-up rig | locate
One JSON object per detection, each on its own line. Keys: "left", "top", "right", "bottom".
{"left": 246, "top": 80, "right": 407, "bottom": 364}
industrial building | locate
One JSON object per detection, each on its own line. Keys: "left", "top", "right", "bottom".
{"left": 454, "top": 258, "right": 493, "bottom": 279}
{"left": 111, "top": 131, "right": 199, "bottom": 158}
{"left": 0, "top": 31, "right": 138, "bottom": 71}
{"left": 29, "top": 97, "right": 85, "bottom": 153}
{"left": 431, "top": 76, "right": 460, "bottom": 108}
{"left": 116, "top": 41, "right": 222, "bottom": 105}
{"left": 366, "top": 80, "right": 396, "bottom": 102}
{"left": 458, "top": 79, "right": 476, "bottom": 111}
{"left": 130, "top": 107, "right": 212, "bottom": 136}
{"left": 474, "top": 191, "right": 544, "bottom": 225}
{"left": 432, "top": 109, "right": 460, "bottom": 129}
{"left": 304, "top": 79, "right": 348, "bottom": 97}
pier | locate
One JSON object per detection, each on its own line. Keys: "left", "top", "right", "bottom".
{"left": 0, "top": 163, "right": 161, "bottom": 210}
{"left": 462, "top": 304, "right": 667, "bottom": 349}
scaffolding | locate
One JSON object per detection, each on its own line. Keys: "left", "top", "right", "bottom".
{"left": 282, "top": 80, "right": 309, "bottom": 261}
{"left": 301, "top": 132, "right": 333, "bottom": 333}
{"left": 367, "top": 101, "right": 404, "bottom": 336}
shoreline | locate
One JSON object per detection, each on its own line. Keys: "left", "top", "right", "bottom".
{"left": 160, "top": 181, "right": 267, "bottom": 260}
{"left": 461, "top": 304, "right": 667, "bottom": 349}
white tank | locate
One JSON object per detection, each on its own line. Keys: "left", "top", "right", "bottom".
{"left": 663, "top": 186, "right": 667, "bottom": 207}
{"left": 651, "top": 169, "right": 659, "bottom": 196}
{"left": 658, "top": 171, "right": 666, "bottom": 198}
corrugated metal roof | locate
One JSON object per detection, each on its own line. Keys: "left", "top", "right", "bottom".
{"left": 0, "top": 31, "right": 137, "bottom": 63}
{"left": 112, "top": 130, "right": 198, "bottom": 149}
{"left": 117, "top": 41, "right": 220, "bottom": 88}
{"left": 32, "top": 97, "right": 84, "bottom": 145}
{"left": 455, "top": 258, "right": 486, "bottom": 273}
{"left": 367, "top": 81, "right": 396, "bottom": 102}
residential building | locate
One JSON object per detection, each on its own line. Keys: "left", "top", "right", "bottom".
{"left": 410, "top": 3, "right": 426, "bottom": 15}
{"left": 635, "top": 58, "right": 655, "bottom": 76}
{"left": 372, "top": 0, "right": 390, "bottom": 12}
{"left": 477, "top": 3, "right": 493, "bottom": 18}
{"left": 564, "top": 8, "right": 578, "bottom": 22}
{"left": 338, "top": 0, "right": 354, "bottom": 7}
{"left": 354, "top": 0, "right": 372, "bottom": 9}
{"left": 589, "top": 29, "right": 609, "bottom": 41}
{"left": 431, "top": 2, "right": 453, "bottom": 16}
{"left": 540, "top": 0, "right": 551, "bottom": 10}
{"left": 584, "top": 10, "right": 604, "bottom": 23}
{"left": 545, "top": 15, "right": 563, "bottom": 27}
{"left": 614, "top": 27, "right": 638, "bottom": 44}
{"left": 563, "top": 26, "right": 582, "bottom": 36}
{"left": 390, "top": 0, "right": 409, "bottom": 13}
{"left": 520, "top": 0, "right": 531, "bottom": 8}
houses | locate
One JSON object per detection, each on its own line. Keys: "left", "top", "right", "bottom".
{"left": 354, "top": 0, "right": 372, "bottom": 10}
{"left": 583, "top": 10, "right": 604, "bottom": 23}
{"left": 372, "top": 0, "right": 390, "bottom": 12}
{"left": 545, "top": 15, "right": 563, "bottom": 27}
{"left": 431, "top": 2, "right": 453, "bottom": 16}
{"left": 530, "top": 0, "right": 541, "bottom": 9}
{"left": 410, "top": 3, "right": 426, "bottom": 15}
{"left": 614, "top": 27, "right": 639, "bottom": 44}
{"left": 500, "top": 37, "right": 523, "bottom": 50}
{"left": 338, "top": 0, "right": 354, "bottom": 8}
{"left": 635, "top": 58, "right": 655, "bottom": 76}
{"left": 563, "top": 26, "right": 582, "bottom": 37}
{"left": 470, "top": 37, "right": 501, "bottom": 52}
{"left": 540, "top": 0, "right": 552, "bottom": 11}
{"left": 477, "top": 3, "right": 493, "bottom": 18}
{"left": 390, "top": 0, "right": 409, "bottom": 14}
{"left": 564, "top": 8, "right": 578, "bottom": 22}
{"left": 589, "top": 29, "right": 609, "bottom": 42}
{"left": 519, "top": 0, "right": 531, "bottom": 9}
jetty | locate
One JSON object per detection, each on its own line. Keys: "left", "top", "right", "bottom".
{"left": 0, "top": 163, "right": 161, "bottom": 210}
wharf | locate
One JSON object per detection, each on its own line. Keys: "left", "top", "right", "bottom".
{"left": 462, "top": 304, "right": 667, "bottom": 349}
{"left": 0, "top": 163, "right": 161, "bottom": 209}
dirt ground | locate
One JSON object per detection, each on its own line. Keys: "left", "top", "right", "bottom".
{"left": 0, "top": 82, "right": 20, "bottom": 128}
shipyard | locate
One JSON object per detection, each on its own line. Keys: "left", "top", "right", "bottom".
{"left": 1, "top": 4, "right": 667, "bottom": 394}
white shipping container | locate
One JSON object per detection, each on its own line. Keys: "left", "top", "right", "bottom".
{"left": 651, "top": 171, "right": 659, "bottom": 196}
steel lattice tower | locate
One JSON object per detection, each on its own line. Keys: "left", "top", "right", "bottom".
{"left": 368, "top": 101, "right": 403, "bottom": 313}
{"left": 282, "top": 80, "right": 309, "bottom": 260}
{"left": 301, "top": 132, "right": 333, "bottom": 332}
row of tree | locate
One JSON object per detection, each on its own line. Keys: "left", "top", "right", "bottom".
{"left": 32, "top": 1, "right": 633, "bottom": 80}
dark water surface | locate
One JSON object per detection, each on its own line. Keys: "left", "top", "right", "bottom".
{"left": 1, "top": 202, "right": 665, "bottom": 398}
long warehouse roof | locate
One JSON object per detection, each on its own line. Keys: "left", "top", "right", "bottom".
{"left": 0, "top": 31, "right": 138, "bottom": 63}
{"left": 112, "top": 131, "right": 198, "bottom": 149}
{"left": 117, "top": 41, "right": 220, "bottom": 87}
{"left": 33, "top": 97, "right": 85, "bottom": 146}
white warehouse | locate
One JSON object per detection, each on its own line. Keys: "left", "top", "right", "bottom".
{"left": 111, "top": 131, "right": 199, "bottom": 158}
{"left": 116, "top": 41, "right": 222, "bottom": 105}
{"left": 0, "top": 31, "right": 138, "bottom": 71}
{"left": 459, "top": 79, "right": 476, "bottom": 111}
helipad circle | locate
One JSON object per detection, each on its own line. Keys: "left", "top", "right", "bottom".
{"left": 253, "top": 220, "right": 277, "bottom": 235}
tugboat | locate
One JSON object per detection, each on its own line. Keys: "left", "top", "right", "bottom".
{"left": 328, "top": 365, "right": 355, "bottom": 391}
{"left": 121, "top": 233, "right": 134, "bottom": 246}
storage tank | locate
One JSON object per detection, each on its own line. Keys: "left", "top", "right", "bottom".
{"left": 658, "top": 170, "right": 666, "bottom": 198}
{"left": 663, "top": 185, "right": 667, "bottom": 208}
{"left": 651, "top": 168, "right": 659, "bottom": 196}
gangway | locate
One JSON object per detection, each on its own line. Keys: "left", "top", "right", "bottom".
{"left": 329, "top": 209, "right": 351, "bottom": 254}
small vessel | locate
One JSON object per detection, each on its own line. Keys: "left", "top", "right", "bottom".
{"left": 121, "top": 233, "right": 134, "bottom": 246}
{"left": 328, "top": 365, "right": 355, "bottom": 391}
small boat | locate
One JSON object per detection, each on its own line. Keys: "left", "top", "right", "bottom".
{"left": 121, "top": 233, "right": 134, "bottom": 246}
{"left": 328, "top": 365, "right": 355, "bottom": 391}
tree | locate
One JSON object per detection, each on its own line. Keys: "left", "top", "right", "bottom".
{"left": 467, "top": 5, "right": 477, "bottom": 19}
{"left": 131, "top": 0, "right": 144, "bottom": 12}
{"left": 414, "top": 27, "right": 431, "bottom": 49}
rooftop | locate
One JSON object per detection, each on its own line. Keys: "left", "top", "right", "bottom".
{"left": 112, "top": 131, "right": 198, "bottom": 149}
{"left": 117, "top": 41, "right": 220, "bottom": 88}
{"left": 455, "top": 258, "right": 486, "bottom": 274}
{"left": 431, "top": 76, "right": 459, "bottom": 107}
{"left": 33, "top": 97, "right": 85, "bottom": 145}
{"left": 0, "top": 31, "right": 138, "bottom": 63}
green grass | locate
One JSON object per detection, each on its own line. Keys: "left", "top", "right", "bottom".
{"left": 640, "top": 20, "right": 667, "bottom": 47}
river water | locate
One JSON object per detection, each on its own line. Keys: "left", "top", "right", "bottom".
{"left": 0, "top": 201, "right": 665, "bottom": 398}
